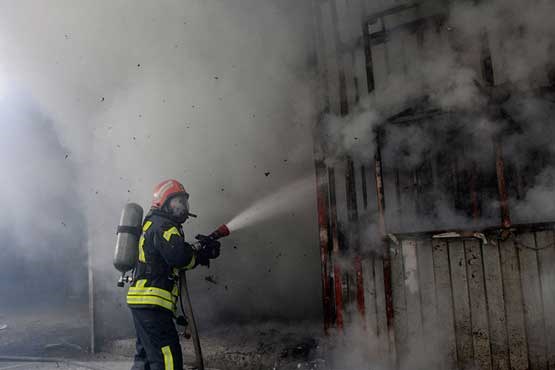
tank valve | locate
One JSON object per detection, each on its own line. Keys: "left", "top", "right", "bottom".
{"left": 117, "top": 274, "right": 134, "bottom": 287}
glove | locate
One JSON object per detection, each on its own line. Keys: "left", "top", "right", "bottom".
{"left": 204, "top": 239, "right": 221, "bottom": 258}
{"left": 195, "top": 235, "right": 221, "bottom": 266}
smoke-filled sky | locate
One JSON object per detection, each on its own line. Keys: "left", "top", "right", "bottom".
{"left": 0, "top": 0, "right": 322, "bottom": 335}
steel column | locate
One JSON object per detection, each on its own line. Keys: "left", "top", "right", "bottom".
{"left": 374, "top": 131, "right": 396, "bottom": 363}
{"left": 329, "top": 167, "right": 344, "bottom": 330}
{"left": 346, "top": 158, "right": 366, "bottom": 322}
{"left": 315, "top": 158, "right": 333, "bottom": 333}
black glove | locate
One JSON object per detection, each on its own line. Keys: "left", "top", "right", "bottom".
{"left": 195, "top": 235, "right": 221, "bottom": 266}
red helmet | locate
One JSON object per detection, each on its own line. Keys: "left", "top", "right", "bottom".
{"left": 151, "top": 179, "right": 189, "bottom": 209}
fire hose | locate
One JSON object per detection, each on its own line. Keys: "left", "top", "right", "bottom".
{"left": 178, "top": 224, "right": 230, "bottom": 370}
{"left": 180, "top": 271, "right": 204, "bottom": 370}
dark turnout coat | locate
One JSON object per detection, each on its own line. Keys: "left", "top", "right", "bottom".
{"left": 126, "top": 209, "right": 197, "bottom": 313}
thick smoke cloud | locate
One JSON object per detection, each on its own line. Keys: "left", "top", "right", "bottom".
{"left": 314, "top": 0, "right": 555, "bottom": 368}
{"left": 322, "top": 0, "right": 555, "bottom": 240}
{"left": 0, "top": 0, "right": 322, "bottom": 339}
{"left": 0, "top": 0, "right": 552, "bottom": 361}
{"left": 0, "top": 92, "right": 86, "bottom": 308}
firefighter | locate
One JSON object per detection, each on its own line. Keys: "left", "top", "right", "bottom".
{"left": 127, "top": 179, "right": 220, "bottom": 370}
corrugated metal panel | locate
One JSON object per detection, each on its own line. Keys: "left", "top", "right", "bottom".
{"left": 538, "top": 231, "right": 555, "bottom": 369}
{"left": 432, "top": 239, "right": 457, "bottom": 368}
{"left": 498, "top": 236, "right": 528, "bottom": 370}
{"left": 311, "top": 0, "right": 555, "bottom": 369}
{"left": 356, "top": 229, "right": 555, "bottom": 370}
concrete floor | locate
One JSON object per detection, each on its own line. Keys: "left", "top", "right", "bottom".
{"left": 107, "top": 322, "right": 324, "bottom": 370}
{"left": 0, "top": 360, "right": 224, "bottom": 370}
{"left": 0, "top": 305, "right": 324, "bottom": 370}
{"left": 0, "top": 360, "right": 130, "bottom": 370}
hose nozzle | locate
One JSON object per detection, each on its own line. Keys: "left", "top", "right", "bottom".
{"left": 209, "top": 224, "right": 230, "bottom": 240}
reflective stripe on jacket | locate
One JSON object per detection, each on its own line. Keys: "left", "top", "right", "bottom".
{"left": 127, "top": 210, "right": 196, "bottom": 312}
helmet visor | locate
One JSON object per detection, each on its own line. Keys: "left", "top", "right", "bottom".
{"left": 167, "top": 194, "right": 190, "bottom": 220}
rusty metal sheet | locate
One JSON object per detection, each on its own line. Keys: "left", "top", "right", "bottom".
{"left": 362, "top": 256, "right": 378, "bottom": 334}
{"left": 328, "top": 167, "right": 344, "bottom": 330}
{"left": 465, "top": 239, "right": 492, "bottom": 370}
{"left": 537, "top": 230, "right": 555, "bottom": 369}
{"left": 449, "top": 239, "right": 474, "bottom": 368}
{"left": 382, "top": 229, "right": 553, "bottom": 368}
{"left": 518, "top": 232, "right": 548, "bottom": 370}
{"left": 499, "top": 237, "right": 529, "bottom": 370}
{"left": 391, "top": 242, "right": 407, "bottom": 370}
{"left": 401, "top": 239, "right": 423, "bottom": 366}
{"left": 314, "top": 158, "right": 333, "bottom": 333}
{"left": 416, "top": 239, "right": 439, "bottom": 368}
{"left": 373, "top": 256, "right": 390, "bottom": 358}
{"left": 432, "top": 239, "right": 457, "bottom": 369}
{"left": 482, "top": 239, "right": 510, "bottom": 370}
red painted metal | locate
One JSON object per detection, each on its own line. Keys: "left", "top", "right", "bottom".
{"left": 354, "top": 255, "right": 366, "bottom": 321}
{"left": 314, "top": 159, "right": 332, "bottom": 333}
{"left": 330, "top": 0, "right": 350, "bottom": 330}
{"left": 333, "top": 264, "right": 344, "bottom": 330}
{"left": 346, "top": 159, "right": 366, "bottom": 323}
{"left": 374, "top": 137, "right": 396, "bottom": 361}
{"left": 495, "top": 142, "right": 512, "bottom": 228}
{"left": 328, "top": 168, "right": 344, "bottom": 330}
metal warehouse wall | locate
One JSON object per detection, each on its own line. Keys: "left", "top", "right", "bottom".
{"left": 382, "top": 228, "right": 555, "bottom": 370}
{"left": 311, "top": 0, "right": 555, "bottom": 369}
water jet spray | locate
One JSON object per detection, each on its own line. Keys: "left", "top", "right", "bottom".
{"left": 224, "top": 176, "right": 313, "bottom": 233}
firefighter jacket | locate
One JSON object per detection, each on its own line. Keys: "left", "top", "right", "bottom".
{"left": 127, "top": 209, "right": 196, "bottom": 313}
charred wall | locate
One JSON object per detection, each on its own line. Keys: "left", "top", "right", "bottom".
{"left": 312, "top": 0, "right": 555, "bottom": 368}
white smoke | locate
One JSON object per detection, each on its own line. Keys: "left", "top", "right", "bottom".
{"left": 314, "top": 0, "right": 555, "bottom": 367}
{"left": 0, "top": 0, "right": 321, "bottom": 339}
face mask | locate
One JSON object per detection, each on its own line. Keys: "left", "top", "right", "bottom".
{"left": 167, "top": 194, "right": 190, "bottom": 222}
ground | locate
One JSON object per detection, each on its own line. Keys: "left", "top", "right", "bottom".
{"left": 107, "top": 322, "right": 325, "bottom": 369}
{"left": 0, "top": 306, "right": 326, "bottom": 369}
{"left": 0, "top": 359, "right": 132, "bottom": 370}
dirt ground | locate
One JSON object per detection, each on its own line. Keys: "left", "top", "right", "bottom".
{"left": 0, "top": 305, "right": 327, "bottom": 370}
{"left": 108, "top": 321, "right": 327, "bottom": 370}
{"left": 0, "top": 304, "right": 89, "bottom": 358}
{"left": 0, "top": 359, "right": 131, "bottom": 370}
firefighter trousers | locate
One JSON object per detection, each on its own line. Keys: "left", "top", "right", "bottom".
{"left": 130, "top": 308, "right": 183, "bottom": 370}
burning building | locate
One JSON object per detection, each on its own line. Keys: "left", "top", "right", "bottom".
{"left": 2, "top": 1, "right": 555, "bottom": 369}
{"left": 311, "top": 0, "right": 555, "bottom": 369}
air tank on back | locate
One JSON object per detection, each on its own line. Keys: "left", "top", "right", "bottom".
{"left": 114, "top": 203, "right": 144, "bottom": 287}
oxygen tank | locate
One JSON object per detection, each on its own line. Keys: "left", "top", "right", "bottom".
{"left": 114, "top": 203, "right": 144, "bottom": 287}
